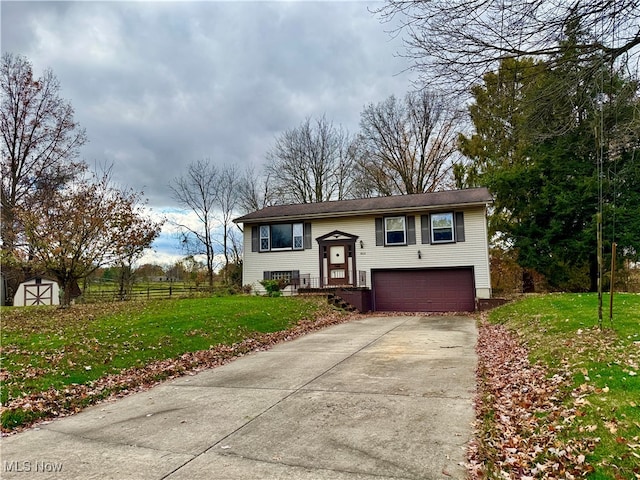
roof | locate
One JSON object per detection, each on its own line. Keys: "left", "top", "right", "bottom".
{"left": 22, "top": 276, "right": 58, "bottom": 284}
{"left": 234, "top": 187, "right": 492, "bottom": 224}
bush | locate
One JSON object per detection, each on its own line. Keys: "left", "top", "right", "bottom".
{"left": 260, "top": 279, "right": 286, "bottom": 297}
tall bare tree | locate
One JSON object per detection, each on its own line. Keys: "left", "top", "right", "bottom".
{"left": 216, "top": 164, "right": 241, "bottom": 282}
{"left": 1, "top": 53, "right": 87, "bottom": 254}
{"left": 169, "top": 159, "right": 219, "bottom": 287}
{"left": 236, "top": 164, "right": 273, "bottom": 214}
{"left": 375, "top": 0, "right": 640, "bottom": 93}
{"left": 265, "top": 115, "right": 356, "bottom": 204}
{"left": 355, "top": 90, "right": 463, "bottom": 196}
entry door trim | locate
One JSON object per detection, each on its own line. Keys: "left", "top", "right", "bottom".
{"left": 316, "top": 230, "right": 359, "bottom": 288}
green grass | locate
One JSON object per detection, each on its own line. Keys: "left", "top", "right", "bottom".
{"left": 487, "top": 293, "right": 640, "bottom": 479}
{"left": 1, "top": 295, "right": 334, "bottom": 428}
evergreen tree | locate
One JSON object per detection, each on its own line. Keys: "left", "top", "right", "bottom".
{"left": 460, "top": 25, "right": 640, "bottom": 291}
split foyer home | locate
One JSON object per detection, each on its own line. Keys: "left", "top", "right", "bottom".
{"left": 233, "top": 187, "right": 493, "bottom": 312}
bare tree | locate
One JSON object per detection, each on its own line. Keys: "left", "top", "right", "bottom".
{"left": 169, "top": 159, "right": 219, "bottom": 287}
{"left": 265, "top": 115, "right": 357, "bottom": 204}
{"left": 227, "top": 227, "right": 243, "bottom": 266}
{"left": 237, "top": 164, "right": 273, "bottom": 213}
{"left": 19, "top": 169, "right": 161, "bottom": 306}
{"left": 215, "top": 164, "right": 241, "bottom": 282}
{"left": 220, "top": 226, "right": 244, "bottom": 289}
{"left": 1, "top": 53, "right": 87, "bottom": 253}
{"left": 355, "top": 90, "right": 463, "bottom": 196}
{"left": 375, "top": 0, "right": 640, "bottom": 93}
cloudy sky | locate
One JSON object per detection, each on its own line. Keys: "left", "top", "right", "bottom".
{"left": 1, "top": 0, "right": 415, "bottom": 265}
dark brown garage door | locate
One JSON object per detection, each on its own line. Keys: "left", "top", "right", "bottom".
{"left": 372, "top": 268, "right": 475, "bottom": 312}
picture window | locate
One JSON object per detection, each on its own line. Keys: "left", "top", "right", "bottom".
{"left": 259, "top": 223, "right": 304, "bottom": 251}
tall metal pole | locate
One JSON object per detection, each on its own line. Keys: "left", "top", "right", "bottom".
{"left": 597, "top": 211, "right": 603, "bottom": 329}
{"left": 596, "top": 49, "right": 605, "bottom": 330}
{"left": 596, "top": 119, "right": 604, "bottom": 330}
{"left": 609, "top": 242, "right": 617, "bottom": 324}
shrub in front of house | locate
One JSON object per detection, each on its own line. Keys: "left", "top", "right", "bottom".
{"left": 259, "top": 279, "right": 287, "bottom": 297}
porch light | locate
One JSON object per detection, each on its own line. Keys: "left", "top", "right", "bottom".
{"left": 418, "top": 250, "right": 422, "bottom": 259}
{"left": 359, "top": 240, "right": 364, "bottom": 249}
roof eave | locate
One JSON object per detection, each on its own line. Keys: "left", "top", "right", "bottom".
{"left": 233, "top": 199, "right": 491, "bottom": 225}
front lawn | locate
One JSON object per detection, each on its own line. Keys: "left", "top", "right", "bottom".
{"left": 472, "top": 293, "right": 640, "bottom": 479}
{"left": 0, "top": 295, "right": 345, "bottom": 432}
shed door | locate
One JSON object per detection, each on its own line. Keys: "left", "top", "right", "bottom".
{"left": 372, "top": 268, "right": 475, "bottom": 312}
{"left": 23, "top": 283, "right": 54, "bottom": 306}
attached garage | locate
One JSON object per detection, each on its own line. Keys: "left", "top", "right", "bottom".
{"left": 372, "top": 268, "right": 476, "bottom": 312}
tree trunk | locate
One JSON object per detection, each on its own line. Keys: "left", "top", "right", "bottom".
{"left": 0, "top": 204, "right": 16, "bottom": 253}
{"left": 61, "top": 278, "right": 74, "bottom": 307}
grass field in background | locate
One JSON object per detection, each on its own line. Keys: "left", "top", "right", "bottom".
{"left": 1, "top": 295, "right": 334, "bottom": 429}
{"left": 487, "top": 293, "right": 640, "bottom": 479}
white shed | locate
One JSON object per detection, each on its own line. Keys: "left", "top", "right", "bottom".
{"left": 13, "top": 277, "right": 60, "bottom": 306}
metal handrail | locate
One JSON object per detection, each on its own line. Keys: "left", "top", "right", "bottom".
{"left": 292, "top": 271, "right": 367, "bottom": 290}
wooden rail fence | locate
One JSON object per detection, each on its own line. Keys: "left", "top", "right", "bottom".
{"left": 81, "top": 285, "right": 213, "bottom": 302}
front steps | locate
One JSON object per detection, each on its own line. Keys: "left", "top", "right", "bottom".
{"left": 327, "top": 293, "right": 358, "bottom": 312}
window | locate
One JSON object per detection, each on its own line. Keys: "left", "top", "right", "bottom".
{"left": 385, "top": 216, "right": 406, "bottom": 245}
{"left": 263, "top": 270, "right": 301, "bottom": 286}
{"left": 260, "top": 225, "right": 270, "bottom": 251}
{"left": 375, "top": 216, "right": 415, "bottom": 246}
{"left": 431, "top": 212, "right": 454, "bottom": 243}
{"left": 293, "top": 223, "right": 303, "bottom": 249}
{"left": 271, "top": 224, "right": 292, "bottom": 249}
{"left": 258, "top": 223, "right": 304, "bottom": 251}
{"left": 270, "top": 271, "right": 292, "bottom": 283}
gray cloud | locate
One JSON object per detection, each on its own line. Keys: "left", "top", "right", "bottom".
{"left": 2, "top": 1, "right": 413, "bottom": 261}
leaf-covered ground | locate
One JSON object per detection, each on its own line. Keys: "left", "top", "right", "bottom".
{"left": 469, "top": 294, "right": 640, "bottom": 480}
{"left": 1, "top": 297, "right": 358, "bottom": 434}
{"left": 468, "top": 320, "right": 598, "bottom": 479}
{"left": 3, "top": 293, "right": 638, "bottom": 480}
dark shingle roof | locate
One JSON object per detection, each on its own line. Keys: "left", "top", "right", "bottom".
{"left": 234, "top": 187, "right": 492, "bottom": 224}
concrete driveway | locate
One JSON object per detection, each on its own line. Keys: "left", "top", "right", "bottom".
{"left": 1, "top": 315, "right": 477, "bottom": 480}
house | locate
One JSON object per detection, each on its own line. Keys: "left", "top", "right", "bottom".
{"left": 233, "top": 187, "right": 493, "bottom": 312}
{"left": 13, "top": 276, "right": 60, "bottom": 306}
